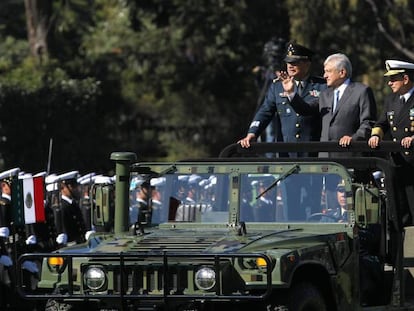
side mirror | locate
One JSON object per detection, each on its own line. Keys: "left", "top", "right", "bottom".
{"left": 354, "top": 185, "right": 380, "bottom": 228}
{"left": 92, "top": 184, "right": 114, "bottom": 231}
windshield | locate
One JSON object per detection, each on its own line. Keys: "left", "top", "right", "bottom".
{"left": 240, "top": 172, "right": 349, "bottom": 223}
{"left": 130, "top": 173, "right": 230, "bottom": 224}
{"left": 129, "top": 167, "right": 351, "bottom": 225}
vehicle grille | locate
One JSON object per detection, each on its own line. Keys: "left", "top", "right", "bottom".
{"left": 18, "top": 252, "right": 272, "bottom": 301}
{"left": 111, "top": 264, "right": 188, "bottom": 295}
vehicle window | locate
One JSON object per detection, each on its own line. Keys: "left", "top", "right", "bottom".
{"left": 129, "top": 173, "right": 230, "bottom": 224}
{"left": 240, "top": 172, "right": 348, "bottom": 223}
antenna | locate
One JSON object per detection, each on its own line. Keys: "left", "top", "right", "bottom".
{"left": 47, "top": 138, "right": 53, "bottom": 175}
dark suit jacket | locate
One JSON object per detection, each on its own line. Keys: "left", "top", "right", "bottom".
{"left": 289, "top": 81, "right": 377, "bottom": 156}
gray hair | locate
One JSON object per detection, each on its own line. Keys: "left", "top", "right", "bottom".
{"left": 324, "top": 53, "right": 352, "bottom": 78}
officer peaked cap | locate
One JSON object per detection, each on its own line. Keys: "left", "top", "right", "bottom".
{"left": 0, "top": 167, "right": 20, "bottom": 185}
{"left": 384, "top": 60, "right": 414, "bottom": 76}
{"left": 284, "top": 42, "right": 314, "bottom": 63}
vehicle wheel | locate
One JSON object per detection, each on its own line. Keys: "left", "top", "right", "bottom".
{"left": 45, "top": 299, "right": 75, "bottom": 311}
{"left": 287, "top": 282, "right": 326, "bottom": 311}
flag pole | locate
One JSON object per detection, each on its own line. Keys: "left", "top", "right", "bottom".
{"left": 47, "top": 138, "right": 53, "bottom": 175}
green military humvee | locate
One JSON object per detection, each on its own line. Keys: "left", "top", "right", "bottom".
{"left": 17, "top": 142, "right": 414, "bottom": 310}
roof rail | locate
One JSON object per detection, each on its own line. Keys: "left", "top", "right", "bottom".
{"left": 219, "top": 141, "right": 408, "bottom": 158}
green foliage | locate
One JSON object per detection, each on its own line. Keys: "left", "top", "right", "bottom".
{"left": 0, "top": 0, "right": 413, "bottom": 174}
{"left": 0, "top": 37, "right": 29, "bottom": 71}
{"left": 0, "top": 62, "right": 105, "bottom": 172}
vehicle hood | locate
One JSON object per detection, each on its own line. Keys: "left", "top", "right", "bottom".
{"left": 82, "top": 226, "right": 342, "bottom": 255}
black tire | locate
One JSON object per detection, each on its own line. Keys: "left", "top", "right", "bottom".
{"left": 287, "top": 282, "right": 327, "bottom": 311}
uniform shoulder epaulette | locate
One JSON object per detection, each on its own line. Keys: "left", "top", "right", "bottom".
{"left": 0, "top": 199, "right": 7, "bottom": 206}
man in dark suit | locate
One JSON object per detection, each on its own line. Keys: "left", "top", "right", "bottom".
{"left": 368, "top": 59, "right": 414, "bottom": 225}
{"left": 239, "top": 42, "right": 327, "bottom": 157}
{"left": 278, "top": 53, "right": 377, "bottom": 157}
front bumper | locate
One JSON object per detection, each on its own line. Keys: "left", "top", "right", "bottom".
{"left": 17, "top": 252, "right": 275, "bottom": 306}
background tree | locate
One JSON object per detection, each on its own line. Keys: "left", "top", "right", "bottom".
{"left": 0, "top": 0, "right": 412, "bottom": 175}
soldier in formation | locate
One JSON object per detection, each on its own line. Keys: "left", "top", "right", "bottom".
{"left": 0, "top": 168, "right": 39, "bottom": 310}
{"left": 0, "top": 167, "right": 100, "bottom": 309}
{"left": 54, "top": 171, "right": 86, "bottom": 246}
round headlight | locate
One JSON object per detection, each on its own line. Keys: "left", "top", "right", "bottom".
{"left": 195, "top": 267, "right": 216, "bottom": 290}
{"left": 84, "top": 266, "right": 106, "bottom": 291}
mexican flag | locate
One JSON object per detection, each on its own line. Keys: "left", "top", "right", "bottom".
{"left": 12, "top": 176, "right": 45, "bottom": 224}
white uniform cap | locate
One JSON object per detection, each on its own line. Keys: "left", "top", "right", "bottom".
{"left": 0, "top": 168, "right": 20, "bottom": 186}
{"left": 384, "top": 60, "right": 414, "bottom": 76}
{"left": 188, "top": 174, "right": 201, "bottom": 184}
{"left": 372, "top": 171, "right": 384, "bottom": 180}
{"left": 77, "top": 172, "right": 96, "bottom": 185}
{"left": 0, "top": 168, "right": 20, "bottom": 180}
{"left": 130, "top": 176, "right": 145, "bottom": 190}
{"left": 46, "top": 183, "right": 58, "bottom": 192}
{"left": 178, "top": 175, "right": 189, "bottom": 182}
{"left": 151, "top": 177, "right": 166, "bottom": 187}
{"left": 199, "top": 179, "right": 209, "bottom": 187}
{"left": 18, "top": 173, "right": 33, "bottom": 179}
{"left": 208, "top": 175, "right": 216, "bottom": 181}
{"left": 94, "top": 175, "right": 114, "bottom": 184}
{"left": 45, "top": 174, "right": 59, "bottom": 192}
{"left": 45, "top": 174, "right": 58, "bottom": 184}
{"left": 57, "top": 171, "right": 80, "bottom": 183}
{"left": 34, "top": 171, "right": 47, "bottom": 177}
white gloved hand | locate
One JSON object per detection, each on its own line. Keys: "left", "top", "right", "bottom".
{"left": 0, "top": 255, "right": 12, "bottom": 267}
{"left": 0, "top": 227, "right": 10, "bottom": 238}
{"left": 26, "top": 235, "right": 37, "bottom": 245}
{"left": 22, "top": 260, "right": 39, "bottom": 273}
{"left": 56, "top": 233, "right": 68, "bottom": 245}
{"left": 85, "top": 230, "right": 96, "bottom": 240}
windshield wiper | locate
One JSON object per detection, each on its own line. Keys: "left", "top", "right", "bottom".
{"left": 158, "top": 165, "right": 177, "bottom": 176}
{"left": 256, "top": 164, "right": 300, "bottom": 199}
